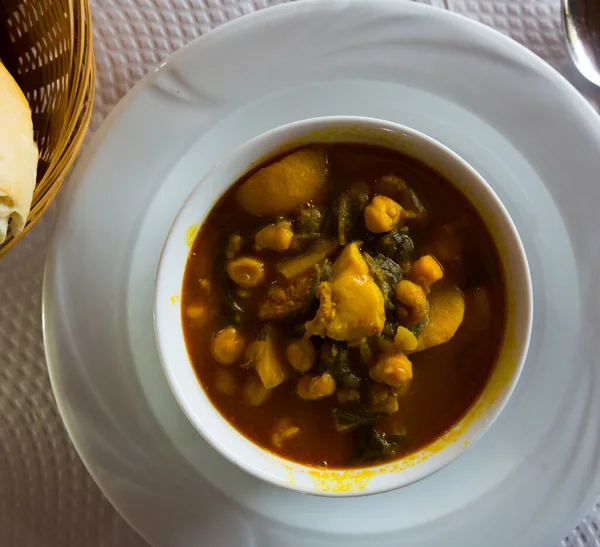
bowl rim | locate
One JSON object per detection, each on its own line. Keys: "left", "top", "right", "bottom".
{"left": 154, "top": 115, "right": 533, "bottom": 497}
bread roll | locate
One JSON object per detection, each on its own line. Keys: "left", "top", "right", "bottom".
{"left": 0, "top": 61, "right": 38, "bottom": 243}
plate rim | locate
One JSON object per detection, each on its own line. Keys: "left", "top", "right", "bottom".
{"left": 42, "top": 1, "right": 600, "bottom": 545}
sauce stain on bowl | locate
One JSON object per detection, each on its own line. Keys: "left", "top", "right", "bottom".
{"left": 185, "top": 223, "right": 200, "bottom": 247}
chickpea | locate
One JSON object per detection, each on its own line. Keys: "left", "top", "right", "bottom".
{"left": 243, "top": 376, "right": 271, "bottom": 406}
{"left": 215, "top": 368, "right": 237, "bottom": 395}
{"left": 364, "top": 195, "right": 404, "bottom": 233}
{"left": 409, "top": 254, "right": 443, "bottom": 289}
{"left": 272, "top": 418, "right": 300, "bottom": 448}
{"left": 286, "top": 338, "right": 317, "bottom": 372}
{"left": 186, "top": 304, "right": 207, "bottom": 321}
{"left": 255, "top": 220, "right": 294, "bottom": 251}
{"left": 296, "top": 372, "right": 336, "bottom": 400}
{"left": 370, "top": 352, "right": 413, "bottom": 388}
{"left": 198, "top": 278, "right": 212, "bottom": 294}
{"left": 226, "top": 234, "right": 244, "bottom": 259}
{"left": 394, "top": 326, "right": 418, "bottom": 352}
{"left": 395, "top": 279, "right": 428, "bottom": 323}
{"left": 227, "top": 256, "right": 265, "bottom": 287}
{"left": 211, "top": 326, "right": 245, "bottom": 365}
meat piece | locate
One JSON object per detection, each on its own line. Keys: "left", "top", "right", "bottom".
{"left": 305, "top": 242, "right": 385, "bottom": 341}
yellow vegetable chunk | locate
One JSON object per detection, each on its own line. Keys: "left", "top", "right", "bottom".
{"left": 211, "top": 326, "right": 245, "bottom": 365}
{"left": 246, "top": 333, "right": 287, "bottom": 389}
{"left": 305, "top": 242, "right": 386, "bottom": 341}
{"left": 255, "top": 220, "right": 294, "bottom": 251}
{"left": 237, "top": 149, "right": 327, "bottom": 215}
{"left": 370, "top": 352, "right": 413, "bottom": 387}
{"left": 364, "top": 195, "right": 404, "bottom": 233}
{"left": 409, "top": 254, "right": 443, "bottom": 289}
{"left": 414, "top": 285, "right": 465, "bottom": 352}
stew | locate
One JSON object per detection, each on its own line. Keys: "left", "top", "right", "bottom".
{"left": 181, "top": 144, "right": 506, "bottom": 468}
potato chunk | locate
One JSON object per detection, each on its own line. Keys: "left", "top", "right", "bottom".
{"left": 414, "top": 285, "right": 465, "bottom": 352}
{"left": 237, "top": 149, "right": 327, "bottom": 215}
{"left": 245, "top": 332, "right": 287, "bottom": 389}
{"left": 305, "top": 242, "right": 385, "bottom": 341}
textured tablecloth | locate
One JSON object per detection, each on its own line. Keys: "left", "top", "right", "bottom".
{"left": 1, "top": 1, "right": 599, "bottom": 546}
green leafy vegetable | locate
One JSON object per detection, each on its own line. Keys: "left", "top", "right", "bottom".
{"left": 320, "top": 342, "right": 362, "bottom": 389}
{"left": 356, "top": 426, "right": 406, "bottom": 461}
{"left": 363, "top": 252, "right": 403, "bottom": 310}
{"left": 359, "top": 338, "right": 374, "bottom": 366}
{"left": 381, "top": 317, "right": 400, "bottom": 341}
{"left": 296, "top": 207, "right": 325, "bottom": 234}
{"left": 222, "top": 287, "right": 245, "bottom": 324}
{"left": 317, "top": 258, "right": 333, "bottom": 283}
{"left": 377, "top": 229, "right": 414, "bottom": 262}
{"left": 333, "top": 408, "right": 386, "bottom": 432}
{"left": 346, "top": 182, "right": 370, "bottom": 207}
{"left": 406, "top": 316, "right": 428, "bottom": 337}
{"left": 337, "top": 193, "right": 351, "bottom": 245}
{"left": 302, "top": 266, "right": 321, "bottom": 313}
{"left": 336, "top": 186, "right": 371, "bottom": 245}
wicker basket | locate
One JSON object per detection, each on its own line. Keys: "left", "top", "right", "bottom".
{"left": 0, "top": 0, "right": 95, "bottom": 257}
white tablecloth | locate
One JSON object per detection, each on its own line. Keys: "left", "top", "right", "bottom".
{"left": 1, "top": 1, "right": 599, "bottom": 545}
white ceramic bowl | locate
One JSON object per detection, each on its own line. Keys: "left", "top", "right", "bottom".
{"left": 154, "top": 116, "right": 533, "bottom": 497}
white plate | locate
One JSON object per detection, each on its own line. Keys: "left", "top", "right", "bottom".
{"left": 43, "top": 1, "right": 600, "bottom": 546}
